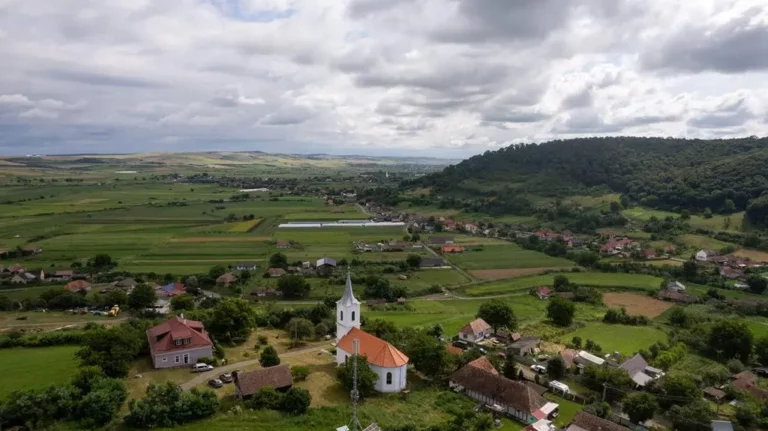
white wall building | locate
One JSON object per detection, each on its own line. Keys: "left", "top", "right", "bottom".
{"left": 335, "top": 274, "right": 409, "bottom": 393}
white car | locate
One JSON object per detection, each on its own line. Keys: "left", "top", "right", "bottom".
{"left": 530, "top": 364, "right": 547, "bottom": 374}
{"left": 192, "top": 363, "right": 214, "bottom": 372}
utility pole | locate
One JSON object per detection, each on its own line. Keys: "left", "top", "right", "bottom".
{"left": 602, "top": 383, "right": 608, "bottom": 402}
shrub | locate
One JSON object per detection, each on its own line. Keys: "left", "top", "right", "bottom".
{"left": 248, "top": 386, "right": 284, "bottom": 410}
{"left": 291, "top": 366, "right": 310, "bottom": 382}
{"left": 280, "top": 388, "right": 311, "bottom": 415}
{"left": 196, "top": 356, "right": 216, "bottom": 366}
{"left": 258, "top": 335, "right": 269, "bottom": 345}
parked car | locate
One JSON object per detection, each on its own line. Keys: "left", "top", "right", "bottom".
{"left": 193, "top": 363, "right": 214, "bottom": 373}
{"left": 452, "top": 340, "right": 470, "bottom": 349}
{"left": 219, "top": 373, "right": 234, "bottom": 383}
{"left": 536, "top": 354, "right": 550, "bottom": 362}
{"left": 530, "top": 364, "right": 547, "bottom": 374}
{"left": 208, "top": 379, "right": 223, "bottom": 388}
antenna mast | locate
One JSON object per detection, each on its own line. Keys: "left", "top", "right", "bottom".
{"left": 350, "top": 338, "right": 362, "bottom": 431}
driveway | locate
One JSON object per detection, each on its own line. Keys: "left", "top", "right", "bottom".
{"left": 180, "top": 345, "right": 326, "bottom": 390}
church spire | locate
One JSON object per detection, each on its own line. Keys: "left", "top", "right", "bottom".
{"left": 338, "top": 270, "right": 360, "bottom": 306}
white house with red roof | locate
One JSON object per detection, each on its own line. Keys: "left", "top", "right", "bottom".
{"left": 335, "top": 274, "right": 409, "bottom": 393}
{"left": 146, "top": 316, "right": 213, "bottom": 369}
{"left": 458, "top": 317, "right": 492, "bottom": 342}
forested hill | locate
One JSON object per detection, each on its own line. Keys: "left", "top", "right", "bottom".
{"left": 413, "top": 137, "right": 768, "bottom": 220}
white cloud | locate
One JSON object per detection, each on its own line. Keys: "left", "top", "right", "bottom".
{"left": 0, "top": 0, "right": 766, "bottom": 156}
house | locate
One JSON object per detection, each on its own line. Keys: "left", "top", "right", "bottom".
{"left": 217, "top": 272, "right": 238, "bottom": 286}
{"left": 442, "top": 245, "right": 464, "bottom": 253}
{"left": 619, "top": 354, "right": 662, "bottom": 387}
{"left": 420, "top": 257, "right": 447, "bottom": 268}
{"left": 146, "top": 316, "right": 214, "bottom": 368}
{"left": 666, "top": 281, "right": 686, "bottom": 291}
{"left": 268, "top": 268, "right": 286, "bottom": 278}
{"left": 711, "top": 421, "right": 734, "bottom": 431}
{"left": 449, "top": 360, "right": 557, "bottom": 425}
{"left": 335, "top": 274, "right": 409, "bottom": 393}
{"left": 464, "top": 223, "right": 480, "bottom": 234}
{"left": 696, "top": 250, "right": 716, "bottom": 261}
{"left": 235, "top": 262, "right": 258, "bottom": 271}
{"left": 7, "top": 264, "right": 25, "bottom": 274}
{"left": 509, "top": 337, "right": 541, "bottom": 356}
{"left": 658, "top": 289, "right": 698, "bottom": 304}
{"left": 703, "top": 387, "right": 726, "bottom": 402}
{"left": 156, "top": 283, "right": 186, "bottom": 298}
{"left": 446, "top": 345, "right": 464, "bottom": 356}
{"left": 367, "top": 299, "right": 387, "bottom": 307}
{"left": 114, "top": 278, "right": 137, "bottom": 290}
{"left": 641, "top": 249, "right": 656, "bottom": 259}
{"left": 22, "top": 272, "right": 36, "bottom": 282}
{"left": 233, "top": 365, "right": 293, "bottom": 399}
{"left": 10, "top": 274, "right": 26, "bottom": 285}
{"left": 255, "top": 287, "right": 280, "bottom": 297}
{"left": 65, "top": 280, "right": 91, "bottom": 292}
{"left": 575, "top": 350, "right": 605, "bottom": 367}
{"left": 495, "top": 329, "right": 520, "bottom": 343}
{"left": 559, "top": 349, "right": 578, "bottom": 368}
{"left": 664, "top": 245, "right": 677, "bottom": 254}
{"left": 731, "top": 371, "right": 768, "bottom": 400}
{"left": 316, "top": 257, "right": 337, "bottom": 276}
{"left": 53, "top": 270, "right": 74, "bottom": 281}
{"left": 720, "top": 267, "right": 745, "bottom": 279}
{"left": 428, "top": 236, "right": 454, "bottom": 245}
{"left": 276, "top": 240, "right": 291, "bottom": 249}
{"left": 466, "top": 356, "right": 500, "bottom": 375}
{"left": 458, "top": 318, "right": 492, "bottom": 343}
{"left": 565, "top": 412, "right": 628, "bottom": 431}
{"left": 534, "top": 287, "right": 551, "bottom": 300}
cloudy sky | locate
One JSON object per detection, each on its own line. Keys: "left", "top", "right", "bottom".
{"left": 0, "top": 0, "right": 767, "bottom": 158}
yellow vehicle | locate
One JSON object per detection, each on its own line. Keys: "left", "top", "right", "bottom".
{"left": 108, "top": 305, "right": 120, "bottom": 317}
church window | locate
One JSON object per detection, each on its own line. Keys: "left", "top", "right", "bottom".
{"left": 352, "top": 311, "right": 355, "bottom": 321}
{"left": 340, "top": 310, "right": 343, "bottom": 321}
{"left": 386, "top": 372, "right": 392, "bottom": 385}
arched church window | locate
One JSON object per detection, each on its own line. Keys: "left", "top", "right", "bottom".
{"left": 386, "top": 372, "right": 392, "bottom": 385}
{"left": 352, "top": 311, "right": 356, "bottom": 321}
{"left": 340, "top": 310, "right": 343, "bottom": 321}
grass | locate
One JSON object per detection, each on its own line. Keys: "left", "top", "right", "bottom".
{"left": 447, "top": 244, "right": 575, "bottom": 270}
{"left": 0, "top": 346, "right": 80, "bottom": 399}
{"left": 678, "top": 234, "right": 736, "bottom": 251}
{"left": 545, "top": 394, "right": 583, "bottom": 428}
{"left": 558, "top": 323, "right": 668, "bottom": 355}
{"left": 462, "top": 271, "right": 663, "bottom": 297}
{"left": 228, "top": 218, "right": 263, "bottom": 232}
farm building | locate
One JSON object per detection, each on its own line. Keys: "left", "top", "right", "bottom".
{"left": 316, "top": 257, "right": 337, "bottom": 276}
{"left": 619, "top": 354, "right": 663, "bottom": 387}
{"left": 442, "top": 245, "right": 464, "bottom": 253}
{"left": 575, "top": 350, "right": 605, "bottom": 367}
{"left": 458, "top": 318, "right": 491, "bottom": 343}
{"left": 565, "top": 412, "right": 628, "bottom": 431}
{"left": 420, "top": 257, "right": 448, "bottom": 268}
{"left": 534, "top": 287, "right": 551, "bottom": 300}
{"left": 509, "top": 337, "right": 541, "bottom": 356}
{"left": 65, "top": 280, "right": 91, "bottom": 292}
{"left": 449, "top": 358, "right": 558, "bottom": 425}
{"left": 666, "top": 281, "right": 686, "bottom": 291}
{"left": 428, "top": 236, "right": 455, "bottom": 245}
{"left": 146, "top": 316, "right": 213, "bottom": 369}
{"left": 217, "top": 273, "right": 238, "bottom": 286}
{"left": 268, "top": 268, "right": 286, "bottom": 278}
{"left": 233, "top": 365, "right": 293, "bottom": 399}
{"left": 696, "top": 249, "right": 717, "bottom": 261}
{"left": 236, "top": 262, "right": 258, "bottom": 271}
{"left": 9, "top": 274, "right": 26, "bottom": 285}
{"left": 276, "top": 240, "right": 291, "bottom": 249}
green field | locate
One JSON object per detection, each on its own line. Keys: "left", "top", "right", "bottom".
{"left": 678, "top": 234, "right": 735, "bottom": 251}
{"left": 0, "top": 346, "right": 80, "bottom": 398}
{"left": 448, "top": 244, "right": 575, "bottom": 270}
{"left": 559, "top": 323, "right": 668, "bottom": 355}
{"left": 462, "top": 271, "right": 663, "bottom": 297}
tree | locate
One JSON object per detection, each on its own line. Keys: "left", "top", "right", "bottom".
{"left": 402, "top": 330, "right": 452, "bottom": 378}
{"left": 426, "top": 323, "right": 443, "bottom": 339}
{"left": 101, "top": 289, "right": 128, "bottom": 308}
{"left": 547, "top": 297, "right": 576, "bottom": 327}
{"left": 682, "top": 260, "right": 698, "bottom": 278}
{"left": 547, "top": 356, "right": 566, "bottom": 379}
{"left": 208, "top": 265, "right": 226, "bottom": 280}
{"left": 660, "top": 375, "right": 702, "bottom": 409}
{"left": 249, "top": 386, "right": 283, "bottom": 410}
{"left": 553, "top": 275, "right": 570, "bottom": 291}
{"left": 609, "top": 201, "right": 622, "bottom": 213}
{"left": 503, "top": 354, "right": 517, "bottom": 379}
{"left": 277, "top": 275, "right": 311, "bottom": 299}
{"left": 723, "top": 199, "right": 737, "bottom": 213}
{"left": 747, "top": 274, "right": 767, "bottom": 294}
{"left": 571, "top": 336, "right": 582, "bottom": 349}
{"left": 622, "top": 392, "right": 658, "bottom": 424}
{"left": 71, "top": 366, "right": 105, "bottom": 394}
{"left": 77, "top": 377, "right": 128, "bottom": 428}
{"left": 0, "top": 294, "right": 14, "bottom": 311}
{"left": 291, "top": 366, "right": 310, "bottom": 382}
{"left": 269, "top": 252, "right": 288, "bottom": 268}
{"left": 126, "top": 382, "right": 219, "bottom": 428}
{"left": 280, "top": 387, "right": 311, "bottom": 415}
{"left": 314, "top": 322, "right": 329, "bottom": 338}
{"left": 703, "top": 207, "right": 713, "bottom": 219}
{"left": 709, "top": 320, "right": 753, "bottom": 362}
{"left": 669, "top": 399, "right": 715, "bottom": 431}
{"left": 128, "top": 284, "right": 157, "bottom": 310}
{"left": 170, "top": 293, "right": 196, "bottom": 312}
{"left": 756, "top": 336, "right": 768, "bottom": 365}
{"left": 406, "top": 254, "right": 422, "bottom": 268}
{"left": 185, "top": 276, "right": 199, "bottom": 289}
{"left": 87, "top": 254, "right": 115, "bottom": 270}
{"left": 669, "top": 307, "right": 688, "bottom": 327}
{"left": 336, "top": 355, "right": 378, "bottom": 397}
{"left": 77, "top": 327, "right": 142, "bottom": 378}
{"left": 240, "top": 269, "right": 252, "bottom": 283}
{"left": 206, "top": 298, "right": 255, "bottom": 344}
{"left": 477, "top": 302, "right": 517, "bottom": 334}
{"left": 286, "top": 318, "right": 315, "bottom": 344}
{"left": 260, "top": 345, "right": 281, "bottom": 367}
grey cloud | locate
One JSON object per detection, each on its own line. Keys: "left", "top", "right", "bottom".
{"left": 259, "top": 105, "right": 314, "bottom": 125}
{"left": 482, "top": 110, "right": 549, "bottom": 124}
{"left": 561, "top": 87, "right": 594, "bottom": 110}
{"left": 347, "top": 0, "right": 412, "bottom": 18}
{"left": 42, "top": 69, "right": 164, "bottom": 88}
{"left": 617, "top": 113, "right": 681, "bottom": 128}
{"left": 641, "top": 7, "right": 768, "bottom": 73}
{"left": 554, "top": 109, "right": 623, "bottom": 134}
{"left": 687, "top": 112, "right": 753, "bottom": 129}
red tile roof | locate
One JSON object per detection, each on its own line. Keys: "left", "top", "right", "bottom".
{"left": 450, "top": 364, "right": 546, "bottom": 414}
{"left": 337, "top": 327, "right": 409, "bottom": 368}
{"left": 446, "top": 345, "right": 464, "bottom": 356}
{"left": 536, "top": 286, "right": 552, "bottom": 296}
{"left": 569, "top": 411, "right": 628, "bottom": 431}
{"left": 460, "top": 318, "right": 491, "bottom": 336}
{"left": 65, "top": 280, "right": 90, "bottom": 292}
{"left": 467, "top": 356, "right": 499, "bottom": 375}
{"left": 147, "top": 316, "right": 213, "bottom": 355}
{"left": 442, "top": 245, "right": 464, "bottom": 253}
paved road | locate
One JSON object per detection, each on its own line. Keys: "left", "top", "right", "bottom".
{"left": 180, "top": 345, "right": 327, "bottom": 390}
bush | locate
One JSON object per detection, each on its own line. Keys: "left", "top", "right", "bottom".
{"left": 258, "top": 335, "right": 269, "bottom": 345}
{"left": 248, "top": 386, "right": 284, "bottom": 410}
{"left": 126, "top": 383, "right": 219, "bottom": 428}
{"left": 280, "top": 387, "right": 311, "bottom": 415}
{"left": 291, "top": 366, "right": 310, "bottom": 382}
{"left": 196, "top": 356, "right": 216, "bottom": 366}
{"left": 259, "top": 345, "right": 281, "bottom": 367}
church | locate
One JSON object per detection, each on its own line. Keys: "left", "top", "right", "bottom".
{"left": 335, "top": 273, "right": 409, "bottom": 393}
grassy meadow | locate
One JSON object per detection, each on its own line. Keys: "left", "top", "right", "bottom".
{"left": 558, "top": 323, "right": 668, "bottom": 355}
{"left": 0, "top": 346, "right": 80, "bottom": 399}
{"left": 462, "top": 271, "right": 663, "bottom": 297}
{"left": 447, "top": 244, "right": 575, "bottom": 270}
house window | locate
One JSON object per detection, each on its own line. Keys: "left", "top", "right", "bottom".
{"left": 386, "top": 372, "right": 392, "bottom": 385}
{"left": 162, "top": 357, "right": 167, "bottom": 362}
{"left": 352, "top": 311, "right": 355, "bottom": 321}
{"left": 174, "top": 355, "right": 180, "bottom": 363}
{"left": 340, "top": 311, "right": 344, "bottom": 321}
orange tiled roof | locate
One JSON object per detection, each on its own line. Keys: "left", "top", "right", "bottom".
{"left": 460, "top": 318, "right": 491, "bottom": 336}
{"left": 467, "top": 356, "right": 499, "bottom": 375}
{"left": 337, "top": 327, "right": 409, "bottom": 368}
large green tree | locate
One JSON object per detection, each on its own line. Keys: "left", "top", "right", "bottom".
{"left": 280, "top": 387, "right": 311, "bottom": 415}
{"left": 277, "top": 275, "right": 311, "bottom": 299}
{"left": 206, "top": 298, "right": 256, "bottom": 344}
{"left": 259, "top": 345, "right": 281, "bottom": 367}
{"left": 336, "top": 355, "right": 378, "bottom": 398}
{"left": 476, "top": 302, "right": 517, "bottom": 334}
{"left": 126, "top": 383, "right": 218, "bottom": 428}
{"left": 622, "top": 392, "right": 658, "bottom": 424}
{"left": 269, "top": 252, "right": 288, "bottom": 268}
{"left": 76, "top": 327, "right": 142, "bottom": 378}
{"left": 709, "top": 320, "right": 753, "bottom": 362}
{"left": 747, "top": 274, "right": 768, "bottom": 294}
{"left": 286, "top": 318, "right": 315, "bottom": 344}
{"left": 547, "top": 297, "right": 576, "bottom": 327}
{"left": 128, "top": 284, "right": 157, "bottom": 310}
{"left": 170, "top": 293, "right": 196, "bottom": 312}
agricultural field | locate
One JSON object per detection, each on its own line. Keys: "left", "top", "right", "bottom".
{"left": 446, "top": 244, "right": 575, "bottom": 271}
{"left": 462, "top": 271, "right": 663, "bottom": 297}
{"left": 677, "top": 234, "right": 736, "bottom": 251}
{"left": 470, "top": 267, "right": 572, "bottom": 281}
{"left": 0, "top": 346, "right": 80, "bottom": 399}
{"left": 559, "top": 323, "right": 668, "bottom": 355}
{"left": 565, "top": 193, "right": 622, "bottom": 211}
{"left": 602, "top": 292, "right": 673, "bottom": 318}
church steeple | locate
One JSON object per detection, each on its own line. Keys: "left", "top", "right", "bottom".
{"left": 336, "top": 270, "right": 361, "bottom": 341}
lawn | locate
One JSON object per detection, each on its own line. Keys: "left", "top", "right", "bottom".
{"left": 463, "top": 271, "right": 663, "bottom": 297}
{"left": 0, "top": 346, "right": 80, "bottom": 399}
{"left": 678, "top": 234, "right": 736, "bottom": 251}
{"left": 558, "top": 323, "right": 668, "bottom": 355}
{"left": 545, "top": 394, "right": 583, "bottom": 428}
{"left": 447, "top": 244, "right": 575, "bottom": 270}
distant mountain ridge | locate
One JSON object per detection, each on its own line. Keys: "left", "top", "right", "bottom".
{"left": 416, "top": 136, "right": 768, "bottom": 215}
